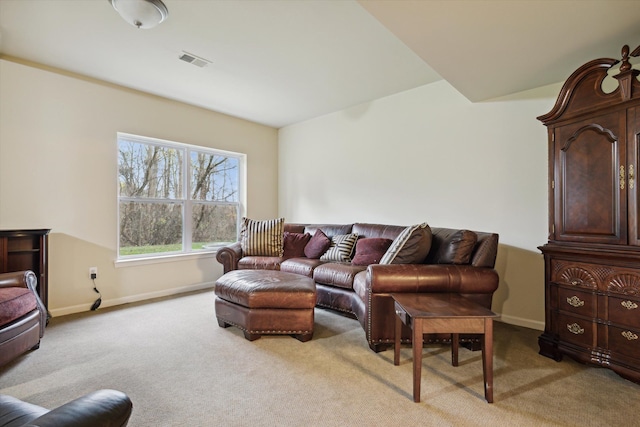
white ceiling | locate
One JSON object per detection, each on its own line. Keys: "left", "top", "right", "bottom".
{"left": 1, "top": 0, "right": 639, "bottom": 128}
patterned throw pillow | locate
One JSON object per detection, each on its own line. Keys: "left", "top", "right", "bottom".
{"left": 379, "top": 223, "right": 432, "bottom": 264}
{"left": 320, "top": 233, "right": 359, "bottom": 262}
{"left": 240, "top": 217, "right": 285, "bottom": 257}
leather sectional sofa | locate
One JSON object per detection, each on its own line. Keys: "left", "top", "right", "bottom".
{"left": 216, "top": 222, "right": 499, "bottom": 352}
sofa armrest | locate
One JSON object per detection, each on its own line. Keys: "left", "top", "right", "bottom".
{"left": 25, "top": 389, "right": 133, "bottom": 427}
{"left": 0, "top": 271, "right": 33, "bottom": 289}
{"left": 215, "top": 242, "right": 243, "bottom": 273}
{"left": 366, "top": 264, "right": 499, "bottom": 294}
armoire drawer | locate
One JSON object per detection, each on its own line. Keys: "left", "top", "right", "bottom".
{"left": 608, "top": 325, "right": 640, "bottom": 359}
{"left": 608, "top": 296, "right": 640, "bottom": 329}
{"left": 557, "top": 287, "right": 596, "bottom": 317}
{"left": 550, "top": 260, "right": 599, "bottom": 288}
{"left": 557, "top": 313, "right": 595, "bottom": 347}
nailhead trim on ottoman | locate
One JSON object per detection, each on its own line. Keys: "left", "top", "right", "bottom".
{"left": 214, "top": 270, "right": 317, "bottom": 342}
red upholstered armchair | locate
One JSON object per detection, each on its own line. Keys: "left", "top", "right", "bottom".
{"left": 0, "top": 270, "right": 46, "bottom": 367}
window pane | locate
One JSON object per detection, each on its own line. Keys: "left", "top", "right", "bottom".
{"left": 192, "top": 203, "right": 238, "bottom": 249}
{"left": 119, "top": 201, "right": 183, "bottom": 256}
{"left": 119, "top": 140, "right": 183, "bottom": 199}
{"left": 190, "top": 151, "right": 239, "bottom": 202}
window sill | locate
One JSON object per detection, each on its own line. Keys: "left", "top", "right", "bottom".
{"left": 114, "top": 251, "right": 217, "bottom": 268}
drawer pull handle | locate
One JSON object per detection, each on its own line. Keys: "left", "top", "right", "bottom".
{"left": 621, "top": 300, "right": 638, "bottom": 310}
{"left": 622, "top": 331, "right": 638, "bottom": 341}
{"left": 566, "top": 296, "right": 585, "bottom": 307}
{"left": 567, "top": 323, "right": 584, "bottom": 335}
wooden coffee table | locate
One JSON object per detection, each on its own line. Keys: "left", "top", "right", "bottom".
{"left": 392, "top": 293, "right": 499, "bottom": 403}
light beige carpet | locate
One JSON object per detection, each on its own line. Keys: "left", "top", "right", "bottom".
{"left": 0, "top": 290, "right": 637, "bottom": 426}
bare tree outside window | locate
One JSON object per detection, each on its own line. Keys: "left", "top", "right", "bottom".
{"left": 118, "top": 134, "right": 241, "bottom": 257}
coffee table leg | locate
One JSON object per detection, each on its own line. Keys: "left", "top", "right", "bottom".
{"left": 413, "top": 318, "right": 423, "bottom": 403}
{"left": 394, "top": 311, "right": 401, "bottom": 366}
{"left": 483, "top": 318, "right": 494, "bottom": 403}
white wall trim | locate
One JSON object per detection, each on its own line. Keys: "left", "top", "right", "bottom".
{"left": 49, "top": 281, "right": 215, "bottom": 317}
{"left": 499, "top": 313, "right": 544, "bottom": 331}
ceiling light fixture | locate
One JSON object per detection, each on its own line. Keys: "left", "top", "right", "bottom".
{"left": 109, "top": 0, "right": 169, "bottom": 29}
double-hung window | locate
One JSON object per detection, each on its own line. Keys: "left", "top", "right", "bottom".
{"left": 117, "top": 133, "right": 243, "bottom": 258}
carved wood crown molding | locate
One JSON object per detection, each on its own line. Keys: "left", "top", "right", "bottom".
{"left": 538, "top": 44, "right": 640, "bottom": 125}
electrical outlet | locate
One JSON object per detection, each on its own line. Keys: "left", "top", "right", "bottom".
{"left": 89, "top": 267, "right": 98, "bottom": 279}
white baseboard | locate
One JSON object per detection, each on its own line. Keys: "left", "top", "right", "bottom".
{"left": 49, "top": 281, "right": 215, "bottom": 318}
{"left": 50, "top": 285, "right": 546, "bottom": 333}
{"left": 497, "top": 313, "right": 545, "bottom": 331}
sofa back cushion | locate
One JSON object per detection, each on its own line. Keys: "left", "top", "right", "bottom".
{"left": 352, "top": 223, "right": 406, "bottom": 240}
{"left": 470, "top": 232, "right": 500, "bottom": 268}
{"left": 303, "top": 224, "right": 353, "bottom": 237}
{"left": 425, "top": 228, "right": 499, "bottom": 267}
{"left": 430, "top": 229, "right": 477, "bottom": 264}
{"left": 380, "top": 223, "right": 432, "bottom": 264}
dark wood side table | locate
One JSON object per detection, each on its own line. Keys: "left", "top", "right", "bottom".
{"left": 392, "top": 293, "right": 499, "bottom": 403}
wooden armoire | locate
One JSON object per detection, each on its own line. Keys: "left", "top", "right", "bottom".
{"left": 538, "top": 44, "right": 640, "bottom": 383}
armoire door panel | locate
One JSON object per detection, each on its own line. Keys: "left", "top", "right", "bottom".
{"left": 554, "top": 113, "right": 625, "bottom": 244}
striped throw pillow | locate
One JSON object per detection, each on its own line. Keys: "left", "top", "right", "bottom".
{"left": 320, "top": 233, "right": 359, "bottom": 262}
{"left": 379, "top": 223, "right": 431, "bottom": 264}
{"left": 240, "top": 217, "right": 285, "bottom": 257}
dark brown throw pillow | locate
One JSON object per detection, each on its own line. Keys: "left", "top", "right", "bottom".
{"left": 435, "top": 230, "right": 478, "bottom": 264}
{"left": 304, "top": 229, "right": 331, "bottom": 259}
{"left": 352, "top": 238, "right": 393, "bottom": 266}
{"left": 283, "top": 232, "right": 311, "bottom": 258}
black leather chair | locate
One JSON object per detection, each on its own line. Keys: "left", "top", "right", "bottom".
{"left": 0, "top": 389, "right": 132, "bottom": 427}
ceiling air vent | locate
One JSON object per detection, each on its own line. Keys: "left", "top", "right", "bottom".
{"left": 178, "top": 51, "right": 211, "bottom": 68}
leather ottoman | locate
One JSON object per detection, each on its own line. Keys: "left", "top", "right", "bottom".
{"left": 214, "top": 270, "right": 317, "bottom": 342}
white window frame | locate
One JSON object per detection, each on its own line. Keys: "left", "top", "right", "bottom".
{"left": 116, "top": 132, "right": 245, "bottom": 261}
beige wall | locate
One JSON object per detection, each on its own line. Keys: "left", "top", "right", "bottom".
{"left": 278, "top": 80, "right": 563, "bottom": 330}
{"left": 0, "top": 59, "right": 279, "bottom": 316}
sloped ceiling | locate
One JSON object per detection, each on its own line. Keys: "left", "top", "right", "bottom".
{"left": 359, "top": 0, "right": 640, "bottom": 102}
{"left": 1, "top": 0, "right": 639, "bottom": 128}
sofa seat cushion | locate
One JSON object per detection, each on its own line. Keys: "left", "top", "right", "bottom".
{"left": 313, "top": 263, "right": 367, "bottom": 290}
{"left": 238, "top": 256, "right": 285, "bottom": 271}
{"left": 0, "top": 287, "right": 37, "bottom": 328}
{"left": 280, "top": 258, "right": 326, "bottom": 277}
